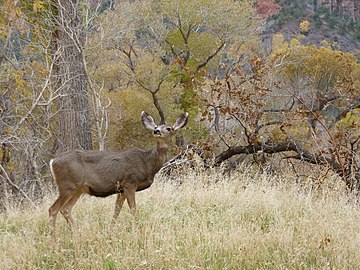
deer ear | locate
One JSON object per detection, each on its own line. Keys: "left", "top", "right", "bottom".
{"left": 141, "top": 111, "right": 158, "bottom": 130}
{"left": 173, "top": 112, "right": 188, "bottom": 131}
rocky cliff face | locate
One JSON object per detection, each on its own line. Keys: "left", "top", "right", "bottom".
{"left": 318, "top": 0, "right": 359, "bottom": 23}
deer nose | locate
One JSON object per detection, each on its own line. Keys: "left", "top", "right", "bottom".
{"left": 153, "top": 129, "right": 161, "bottom": 135}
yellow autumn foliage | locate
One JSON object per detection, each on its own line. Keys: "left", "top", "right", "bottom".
{"left": 299, "top": 20, "right": 310, "bottom": 34}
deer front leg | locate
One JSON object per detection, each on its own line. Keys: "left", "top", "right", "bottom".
{"left": 112, "top": 192, "right": 126, "bottom": 222}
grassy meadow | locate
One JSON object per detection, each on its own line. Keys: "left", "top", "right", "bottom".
{"left": 1, "top": 168, "right": 360, "bottom": 269}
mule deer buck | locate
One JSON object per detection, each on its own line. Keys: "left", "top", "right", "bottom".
{"left": 49, "top": 111, "right": 188, "bottom": 242}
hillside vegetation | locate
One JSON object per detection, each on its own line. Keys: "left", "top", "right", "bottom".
{"left": 1, "top": 169, "right": 360, "bottom": 269}
{"left": 265, "top": 0, "right": 360, "bottom": 57}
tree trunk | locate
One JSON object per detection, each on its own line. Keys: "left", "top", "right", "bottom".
{"left": 52, "top": 0, "right": 92, "bottom": 152}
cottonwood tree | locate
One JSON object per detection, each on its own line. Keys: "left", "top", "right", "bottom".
{"left": 51, "top": 0, "right": 93, "bottom": 152}
{"left": 0, "top": 0, "right": 108, "bottom": 207}
{"left": 86, "top": 0, "right": 259, "bottom": 129}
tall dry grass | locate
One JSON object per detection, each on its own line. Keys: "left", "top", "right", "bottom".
{"left": 1, "top": 168, "right": 360, "bottom": 269}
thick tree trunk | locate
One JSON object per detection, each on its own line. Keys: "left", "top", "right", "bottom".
{"left": 52, "top": 0, "right": 92, "bottom": 152}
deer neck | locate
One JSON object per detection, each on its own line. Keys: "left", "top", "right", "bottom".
{"left": 149, "top": 140, "right": 170, "bottom": 173}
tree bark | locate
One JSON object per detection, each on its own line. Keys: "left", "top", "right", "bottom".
{"left": 52, "top": 0, "right": 92, "bottom": 152}
{"left": 213, "top": 139, "right": 360, "bottom": 191}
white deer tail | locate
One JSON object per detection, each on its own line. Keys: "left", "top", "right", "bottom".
{"left": 49, "top": 159, "right": 56, "bottom": 183}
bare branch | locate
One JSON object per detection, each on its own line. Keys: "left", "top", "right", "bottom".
{"left": 0, "top": 164, "right": 36, "bottom": 207}
{"left": 196, "top": 41, "right": 225, "bottom": 72}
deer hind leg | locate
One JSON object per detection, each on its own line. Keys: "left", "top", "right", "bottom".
{"left": 49, "top": 192, "right": 74, "bottom": 243}
{"left": 60, "top": 190, "right": 82, "bottom": 231}
{"left": 123, "top": 187, "right": 136, "bottom": 216}
{"left": 112, "top": 192, "right": 126, "bottom": 223}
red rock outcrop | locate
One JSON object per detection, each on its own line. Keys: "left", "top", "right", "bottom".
{"left": 256, "top": 0, "right": 281, "bottom": 19}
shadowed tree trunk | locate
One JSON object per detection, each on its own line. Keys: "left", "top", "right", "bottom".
{"left": 52, "top": 0, "right": 92, "bottom": 152}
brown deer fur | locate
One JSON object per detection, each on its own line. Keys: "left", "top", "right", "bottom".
{"left": 49, "top": 111, "right": 188, "bottom": 242}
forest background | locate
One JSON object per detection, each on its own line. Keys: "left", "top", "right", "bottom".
{"left": 0, "top": 0, "right": 359, "bottom": 208}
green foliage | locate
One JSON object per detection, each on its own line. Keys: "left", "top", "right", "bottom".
{"left": 271, "top": 38, "right": 359, "bottom": 96}
{"left": 355, "top": 26, "right": 360, "bottom": 42}
{"left": 313, "top": 4, "right": 360, "bottom": 37}
{"left": 268, "top": 36, "right": 360, "bottom": 173}
{"left": 335, "top": 109, "right": 360, "bottom": 143}
{"left": 273, "top": 0, "right": 359, "bottom": 44}
{"left": 313, "top": 12, "right": 322, "bottom": 28}
{"left": 272, "top": 0, "right": 305, "bottom": 29}
{"left": 328, "top": 16, "right": 337, "bottom": 29}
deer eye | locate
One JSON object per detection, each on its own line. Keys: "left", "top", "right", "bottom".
{"left": 166, "top": 127, "right": 172, "bottom": 131}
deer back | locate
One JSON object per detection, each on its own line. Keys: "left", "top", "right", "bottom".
{"left": 51, "top": 147, "right": 164, "bottom": 197}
